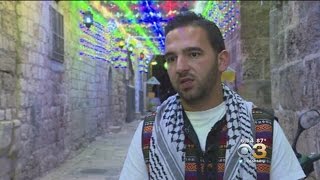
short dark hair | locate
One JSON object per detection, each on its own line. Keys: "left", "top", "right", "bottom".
{"left": 165, "top": 11, "right": 225, "bottom": 53}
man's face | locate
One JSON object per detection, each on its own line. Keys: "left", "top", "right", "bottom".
{"left": 164, "top": 26, "right": 221, "bottom": 104}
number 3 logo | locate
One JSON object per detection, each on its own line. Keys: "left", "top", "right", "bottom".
{"left": 253, "top": 143, "right": 267, "bottom": 159}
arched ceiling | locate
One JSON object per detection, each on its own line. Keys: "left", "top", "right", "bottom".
{"left": 76, "top": 1, "right": 240, "bottom": 72}
{"left": 89, "top": 1, "right": 240, "bottom": 55}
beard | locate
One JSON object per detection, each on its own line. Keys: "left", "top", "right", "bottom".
{"left": 173, "top": 62, "right": 220, "bottom": 105}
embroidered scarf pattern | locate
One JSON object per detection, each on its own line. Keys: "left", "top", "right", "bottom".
{"left": 149, "top": 84, "right": 257, "bottom": 180}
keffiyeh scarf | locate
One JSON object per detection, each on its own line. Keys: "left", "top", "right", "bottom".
{"left": 149, "top": 84, "right": 257, "bottom": 180}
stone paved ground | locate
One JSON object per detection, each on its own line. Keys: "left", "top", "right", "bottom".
{"left": 36, "top": 119, "right": 142, "bottom": 180}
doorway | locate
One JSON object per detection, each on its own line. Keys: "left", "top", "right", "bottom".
{"left": 149, "top": 55, "right": 176, "bottom": 103}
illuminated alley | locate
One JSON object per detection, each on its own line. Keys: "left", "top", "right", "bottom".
{"left": 0, "top": 1, "right": 319, "bottom": 180}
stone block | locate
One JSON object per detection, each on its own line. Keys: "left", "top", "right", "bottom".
{"left": 21, "top": 63, "right": 32, "bottom": 79}
{"left": 303, "top": 58, "right": 320, "bottom": 106}
{"left": 304, "top": 2, "right": 320, "bottom": 18}
{"left": 306, "top": 9, "right": 320, "bottom": 40}
{"left": 6, "top": 38, "right": 16, "bottom": 52}
{"left": 1, "top": 9, "right": 16, "bottom": 33}
{"left": 20, "top": 123, "right": 35, "bottom": 141}
{"left": 282, "top": 2, "right": 295, "bottom": 26}
{"left": 33, "top": 133, "right": 46, "bottom": 150}
{"left": 0, "top": 121, "right": 13, "bottom": 154}
{"left": 238, "top": 79, "right": 272, "bottom": 108}
{"left": 0, "top": 33, "right": 8, "bottom": 51}
{"left": 17, "top": 16, "right": 29, "bottom": 35}
{"left": 6, "top": 93, "right": 16, "bottom": 108}
{"left": 275, "top": 32, "right": 286, "bottom": 67}
{"left": 16, "top": 1, "right": 31, "bottom": 17}
{"left": 274, "top": 109, "right": 298, "bottom": 143}
{"left": 17, "top": 109, "right": 26, "bottom": 121}
{"left": 12, "top": 119, "right": 21, "bottom": 128}
{"left": 270, "top": 71, "right": 280, "bottom": 108}
{"left": 278, "top": 61, "right": 305, "bottom": 110}
{"left": 31, "top": 66, "right": 39, "bottom": 79}
{"left": 38, "top": 82, "right": 45, "bottom": 94}
{"left": 0, "top": 56, "right": 16, "bottom": 73}
{"left": 0, "top": 157, "right": 12, "bottom": 177}
{"left": 71, "top": 81, "right": 78, "bottom": 90}
{"left": 287, "top": 25, "right": 304, "bottom": 59}
{"left": 40, "top": 154, "right": 58, "bottom": 175}
{"left": 269, "top": 8, "right": 282, "bottom": 36}
{"left": 0, "top": 92, "right": 5, "bottom": 109}
{"left": 0, "top": 109, "right": 4, "bottom": 120}
{"left": 20, "top": 33, "right": 32, "bottom": 49}
{"left": 18, "top": 92, "right": 28, "bottom": 108}
{"left": 18, "top": 78, "right": 28, "bottom": 92}
{"left": 5, "top": 109, "right": 11, "bottom": 120}
{"left": 291, "top": 26, "right": 315, "bottom": 61}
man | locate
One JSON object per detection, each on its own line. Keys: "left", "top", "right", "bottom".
{"left": 120, "top": 11, "right": 305, "bottom": 180}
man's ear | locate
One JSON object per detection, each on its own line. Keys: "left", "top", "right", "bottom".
{"left": 218, "top": 50, "right": 230, "bottom": 72}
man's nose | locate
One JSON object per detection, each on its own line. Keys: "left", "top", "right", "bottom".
{"left": 176, "top": 56, "right": 190, "bottom": 75}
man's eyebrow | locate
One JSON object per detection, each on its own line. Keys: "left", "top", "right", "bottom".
{"left": 164, "top": 52, "right": 175, "bottom": 57}
{"left": 183, "top": 47, "right": 203, "bottom": 52}
{"left": 164, "top": 47, "right": 203, "bottom": 57}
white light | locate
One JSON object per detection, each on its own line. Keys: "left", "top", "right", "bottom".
{"left": 85, "top": 17, "right": 92, "bottom": 23}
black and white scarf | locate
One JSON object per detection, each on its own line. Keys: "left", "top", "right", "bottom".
{"left": 149, "top": 84, "right": 257, "bottom": 180}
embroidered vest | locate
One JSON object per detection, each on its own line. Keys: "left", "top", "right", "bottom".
{"left": 142, "top": 108, "right": 275, "bottom": 180}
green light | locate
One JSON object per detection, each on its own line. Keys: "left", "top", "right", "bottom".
{"left": 164, "top": 62, "right": 168, "bottom": 70}
{"left": 202, "top": 1, "right": 213, "bottom": 18}
{"left": 113, "top": 1, "right": 160, "bottom": 55}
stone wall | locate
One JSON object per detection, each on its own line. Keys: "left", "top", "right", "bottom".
{"left": 270, "top": 1, "right": 320, "bottom": 178}
{"left": 0, "top": 1, "right": 20, "bottom": 180}
{"left": 224, "top": 23, "right": 241, "bottom": 92}
{"left": 0, "top": 1, "right": 126, "bottom": 179}
{"left": 237, "top": 1, "right": 272, "bottom": 108}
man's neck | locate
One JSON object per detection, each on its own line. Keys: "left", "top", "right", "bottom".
{"left": 181, "top": 89, "right": 224, "bottom": 112}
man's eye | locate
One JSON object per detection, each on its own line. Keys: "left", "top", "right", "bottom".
{"left": 165, "top": 56, "right": 176, "bottom": 63}
{"left": 189, "top": 52, "right": 201, "bottom": 58}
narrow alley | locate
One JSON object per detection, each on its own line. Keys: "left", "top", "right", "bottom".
{"left": 0, "top": 1, "right": 319, "bottom": 180}
{"left": 35, "top": 119, "right": 141, "bottom": 180}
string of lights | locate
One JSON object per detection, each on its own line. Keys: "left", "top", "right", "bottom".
{"left": 202, "top": 1, "right": 240, "bottom": 38}
{"left": 76, "top": 1, "right": 240, "bottom": 73}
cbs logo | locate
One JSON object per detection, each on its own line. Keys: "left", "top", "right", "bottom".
{"left": 237, "top": 143, "right": 267, "bottom": 159}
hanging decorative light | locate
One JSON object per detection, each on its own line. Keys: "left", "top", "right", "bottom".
{"left": 128, "top": 44, "right": 134, "bottom": 53}
{"left": 139, "top": 52, "right": 145, "bottom": 59}
{"left": 118, "top": 39, "right": 125, "bottom": 49}
{"left": 83, "top": 11, "right": 93, "bottom": 28}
